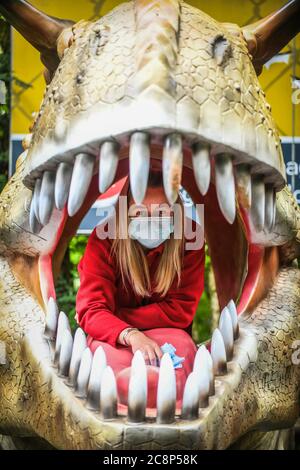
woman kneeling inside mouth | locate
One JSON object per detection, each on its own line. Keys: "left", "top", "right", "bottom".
{"left": 75, "top": 170, "right": 205, "bottom": 409}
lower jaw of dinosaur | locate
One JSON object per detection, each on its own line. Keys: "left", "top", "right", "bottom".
{"left": 38, "top": 247, "right": 277, "bottom": 427}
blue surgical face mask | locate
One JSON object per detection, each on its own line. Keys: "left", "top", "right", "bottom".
{"left": 128, "top": 216, "right": 174, "bottom": 249}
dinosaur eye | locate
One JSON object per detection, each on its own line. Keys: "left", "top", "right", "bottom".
{"left": 212, "top": 35, "right": 232, "bottom": 66}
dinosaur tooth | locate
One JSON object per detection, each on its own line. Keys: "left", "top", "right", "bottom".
{"left": 181, "top": 371, "right": 200, "bottom": 420}
{"left": 58, "top": 329, "right": 73, "bottom": 376}
{"left": 44, "top": 297, "right": 59, "bottom": 340}
{"left": 193, "top": 344, "right": 207, "bottom": 374}
{"left": 214, "top": 153, "right": 236, "bottom": 224}
{"left": 211, "top": 328, "right": 227, "bottom": 375}
{"left": 32, "top": 177, "right": 42, "bottom": 223}
{"left": 129, "top": 131, "right": 150, "bottom": 204}
{"left": 272, "top": 192, "right": 277, "bottom": 228}
{"left": 128, "top": 350, "right": 147, "bottom": 423}
{"left": 250, "top": 175, "right": 265, "bottom": 231}
{"left": 191, "top": 142, "right": 211, "bottom": 196}
{"left": 162, "top": 133, "right": 183, "bottom": 205}
{"left": 98, "top": 141, "right": 119, "bottom": 194}
{"left": 227, "top": 300, "right": 239, "bottom": 339}
{"left": 29, "top": 195, "right": 42, "bottom": 233}
{"left": 205, "top": 349, "right": 215, "bottom": 396}
{"left": 86, "top": 346, "right": 107, "bottom": 411}
{"left": 68, "top": 328, "right": 87, "bottom": 387}
{"left": 67, "top": 153, "right": 94, "bottom": 217}
{"left": 54, "top": 162, "right": 73, "bottom": 210}
{"left": 197, "top": 361, "right": 210, "bottom": 408}
{"left": 39, "top": 171, "right": 55, "bottom": 226}
{"left": 156, "top": 352, "right": 176, "bottom": 424}
{"left": 265, "top": 184, "right": 275, "bottom": 231}
{"left": 193, "top": 345, "right": 215, "bottom": 398}
{"left": 54, "top": 311, "right": 71, "bottom": 365}
{"left": 100, "top": 366, "right": 118, "bottom": 420}
{"left": 219, "top": 307, "right": 234, "bottom": 361}
{"left": 235, "top": 163, "right": 252, "bottom": 209}
{"left": 75, "top": 347, "right": 93, "bottom": 398}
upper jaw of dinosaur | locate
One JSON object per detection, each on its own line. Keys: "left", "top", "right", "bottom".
{"left": 11, "top": 0, "right": 293, "bottom": 306}
{"left": 16, "top": 1, "right": 290, "bottom": 291}
{"left": 22, "top": 0, "right": 286, "bottom": 213}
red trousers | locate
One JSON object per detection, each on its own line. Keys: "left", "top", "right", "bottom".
{"left": 88, "top": 327, "right": 198, "bottom": 410}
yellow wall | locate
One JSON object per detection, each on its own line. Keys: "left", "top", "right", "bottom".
{"left": 12, "top": 0, "right": 300, "bottom": 137}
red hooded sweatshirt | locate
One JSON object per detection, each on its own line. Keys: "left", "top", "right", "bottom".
{"left": 76, "top": 183, "right": 205, "bottom": 348}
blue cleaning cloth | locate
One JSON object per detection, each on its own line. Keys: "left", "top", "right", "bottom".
{"left": 160, "top": 342, "right": 185, "bottom": 369}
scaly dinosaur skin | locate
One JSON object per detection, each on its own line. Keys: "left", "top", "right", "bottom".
{"left": 0, "top": 0, "right": 300, "bottom": 450}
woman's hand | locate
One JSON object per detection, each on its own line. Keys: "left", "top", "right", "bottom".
{"left": 127, "top": 331, "right": 163, "bottom": 366}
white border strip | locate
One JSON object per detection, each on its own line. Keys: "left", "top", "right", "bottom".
{"left": 280, "top": 137, "right": 300, "bottom": 144}
{"left": 12, "top": 134, "right": 300, "bottom": 143}
{"left": 76, "top": 229, "right": 92, "bottom": 235}
{"left": 11, "top": 133, "right": 27, "bottom": 140}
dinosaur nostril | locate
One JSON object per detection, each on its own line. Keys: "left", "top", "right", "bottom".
{"left": 211, "top": 34, "right": 232, "bottom": 66}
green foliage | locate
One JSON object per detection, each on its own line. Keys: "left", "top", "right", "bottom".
{"left": 58, "top": 234, "right": 212, "bottom": 340}
{"left": 69, "top": 235, "right": 89, "bottom": 267}
{"left": 55, "top": 235, "right": 88, "bottom": 331}
{"left": 192, "top": 245, "right": 212, "bottom": 343}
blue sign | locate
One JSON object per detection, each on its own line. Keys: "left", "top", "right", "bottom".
{"left": 282, "top": 139, "right": 300, "bottom": 203}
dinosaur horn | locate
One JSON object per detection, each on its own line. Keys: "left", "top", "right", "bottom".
{"left": 243, "top": 0, "right": 300, "bottom": 75}
{"left": 0, "top": 0, "right": 74, "bottom": 73}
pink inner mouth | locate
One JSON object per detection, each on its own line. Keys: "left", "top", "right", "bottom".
{"left": 87, "top": 327, "right": 199, "bottom": 417}
{"left": 38, "top": 147, "right": 267, "bottom": 415}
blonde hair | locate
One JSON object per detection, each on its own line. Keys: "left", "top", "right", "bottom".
{"left": 111, "top": 172, "right": 185, "bottom": 298}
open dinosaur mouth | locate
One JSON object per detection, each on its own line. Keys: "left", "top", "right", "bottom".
{"left": 22, "top": 129, "right": 279, "bottom": 426}
{"left": 28, "top": 129, "right": 278, "bottom": 311}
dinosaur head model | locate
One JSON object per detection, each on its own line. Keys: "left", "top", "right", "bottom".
{"left": 0, "top": 0, "right": 300, "bottom": 450}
